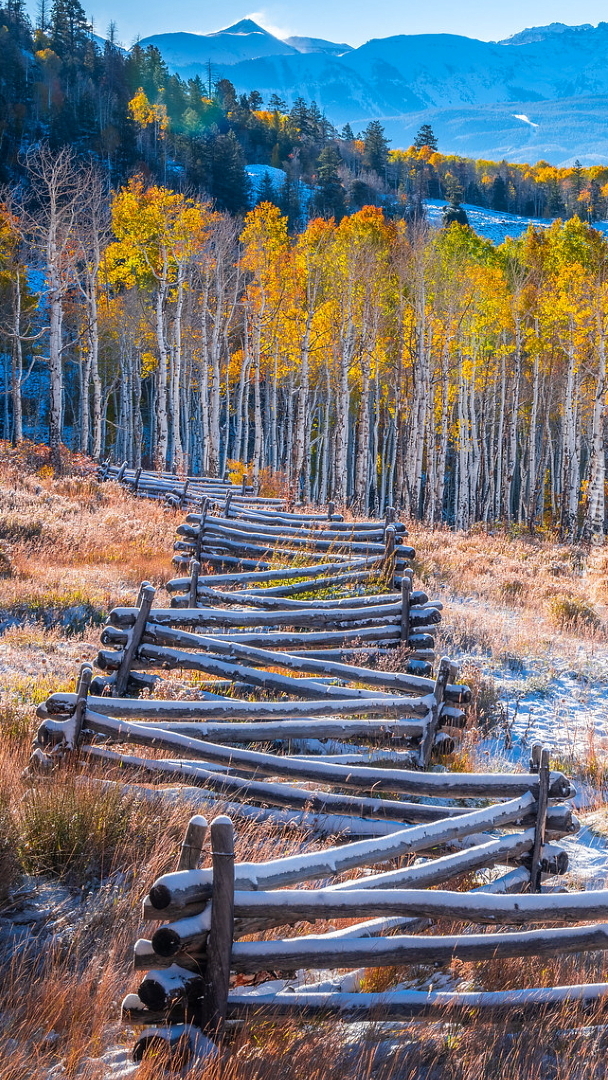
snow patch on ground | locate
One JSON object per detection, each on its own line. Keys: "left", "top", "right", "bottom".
{"left": 424, "top": 198, "right": 608, "bottom": 246}
{"left": 443, "top": 595, "right": 608, "bottom": 883}
{"left": 513, "top": 113, "right": 539, "bottom": 127}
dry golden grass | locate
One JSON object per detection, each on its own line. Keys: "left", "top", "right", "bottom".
{"left": 411, "top": 524, "right": 608, "bottom": 654}
{"left": 0, "top": 441, "right": 178, "bottom": 626}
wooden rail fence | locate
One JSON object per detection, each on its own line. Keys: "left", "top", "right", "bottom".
{"left": 28, "top": 467, "right": 598, "bottom": 1064}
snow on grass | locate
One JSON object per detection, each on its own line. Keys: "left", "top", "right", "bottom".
{"left": 424, "top": 198, "right": 608, "bottom": 245}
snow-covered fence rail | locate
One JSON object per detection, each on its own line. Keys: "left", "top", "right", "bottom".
{"left": 40, "top": 646, "right": 463, "bottom": 767}
{"left": 163, "top": 500, "right": 436, "bottom": 677}
{"left": 116, "top": 752, "right": 599, "bottom": 1065}
{"left": 99, "top": 463, "right": 287, "bottom": 511}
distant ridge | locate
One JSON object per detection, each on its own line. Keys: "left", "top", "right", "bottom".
{"left": 499, "top": 22, "right": 593, "bottom": 45}
{"left": 285, "top": 36, "right": 353, "bottom": 56}
{"left": 136, "top": 19, "right": 608, "bottom": 164}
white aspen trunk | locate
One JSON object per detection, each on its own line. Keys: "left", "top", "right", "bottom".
{"left": 469, "top": 355, "right": 479, "bottom": 522}
{"left": 80, "top": 340, "right": 91, "bottom": 454}
{"left": 586, "top": 311, "right": 607, "bottom": 543}
{"left": 269, "top": 352, "right": 279, "bottom": 474}
{"left": 411, "top": 326, "right": 431, "bottom": 519}
{"left": 89, "top": 283, "right": 102, "bottom": 461}
{"left": 455, "top": 360, "right": 469, "bottom": 531}
{"left": 235, "top": 340, "right": 250, "bottom": 465}
{"left": 503, "top": 323, "right": 522, "bottom": 524}
{"left": 252, "top": 347, "right": 263, "bottom": 487}
{"left": 354, "top": 361, "right": 370, "bottom": 511}
{"left": 319, "top": 368, "right": 331, "bottom": 504}
{"left": 483, "top": 380, "right": 496, "bottom": 522}
{"left": 333, "top": 322, "right": 354, "bottom": 505}
{"left": 494, "top": 352, "right": 507, "bottom": 522}
{"left": 48, "top": 267, "right": 63, "bottom": 466}
{"left": 132, "top": 348, "right": 143, "bottom": 468}
{"left": 433, "top": 346, "right": 450, "bottom": 525}
{"left": 170, "top": 264, "right": 186, "bottom": 473}
{"left": 155, "top": 271, "right": 170, "bottom": 470}
{"left": 527, "top": 341, "right": 540, "bottom": 530}
{"left": 561, "top": 328, "right": 579, "bottom": 538}
{"left": 284, "top": 373, "right": 294, "bottom": 489}
{"left": 293, "top": 322, "right": 311, "bottom": 487}
{"left": 11, "top": 271, "right": 23, "bottom": 443}
{"left": 209, "top": 273, "right": 224, "bottom": 477}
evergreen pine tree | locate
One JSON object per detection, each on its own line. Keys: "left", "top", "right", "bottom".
{"left": 211, "top": 130, "right": 251, "bottom": 214}
{"left": 290, "top": 97, "right": 311, "bottom": 137}
{"left": 442, "top": 202, "right": 468, "bottom": 227}
{"left": 570, "top": 160, "right": 584, "bottom": 215}
{"left": 491, "top": 175, "right": 508, "bottom": 211}
{"left": 37, "top": 0, "right": 49, "bottom": 32}
{"left": 349, "top": 177, "right": 375, "bottom": 210}
{"left": 49, "top": 0, "right": 91, "bottom": 63}
{"left": 257, "top": 170, "right": 277, "bottom": 205}
{"left": 314, "top": 145, "right": 345, "bottom": 220}
{"left": 5, "top": 0, "right": 30, "bottom": 41}
{"left": 278, "top": 171, "right": 301, "bottom": 230}
{"left": 215, "top": 77, "right": 237, "bottom": 113}
{"left": 268, "top": 92, "right": 286, "bottom": 112}
{"left": 363, "top": 120, "right": 390, "bottom": 175}
{"left": 341, "top": 122, "right": 354, "bottom": 141}
{"left": 414, "top": 123, "right": 438, "bottom": 150}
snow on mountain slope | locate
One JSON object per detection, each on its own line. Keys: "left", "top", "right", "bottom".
{"left": 285, "top": 36, "right": 353, "bottom": 56}
{"left": 348, "top": 24, "right": 608, "bottom": 109}
{"left": 372, "top": 97, "right": 608, "bottom": 167}
{"left": 425, "top": 199, "right": 608, "bottom": 246}
{"left": 139, "top": 20, "right": 297, "bottom": 67}
{"left": 499, "top": 22, "right": 593, "bottom": 45}
{"left": 142, "top": 19, "right": 608, "bottom": 163}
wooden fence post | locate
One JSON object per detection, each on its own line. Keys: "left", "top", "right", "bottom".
{"left": 72, "top": 663, "right": 93, "bottom": 748}
{"left": 133, "top": 467, "right": 142, "bottom": 493}
{"left": 178, "top": 815, "right": 208, "bottom": 872}
{"left": 116, "top": 461, "right": 127, "bottom": 484}
{"left": 189, "top": 561, "right": 201, "bottom": 608}
{"left": 400, "top": 574, "right": 412, "bottom": 642}
{"left": 419, "top": 656, "right": 452, "bottom": 768}
{"left": 327, "top": 501, "right": 335, "bottom": 520}
{"left": 383, "top": 525, "right": 396, "bottom": 582}
{"left": 200, "top": 816, "right": 235, "bottom": 1037}
{"left": 224, "top": 491, "right": 233, "bottom": 519}
{"left": 113, "top": 583, "right": 156, "bottom": 697}
{"left": 530, "top": 747, "right": 550, "bottom": 893}
{"left": 195, "top": 498, "right": 209, "bottom": 562}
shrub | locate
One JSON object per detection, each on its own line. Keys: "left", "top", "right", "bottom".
{"left": 0, "top": 787, "right": 19, "bottom": 900}
{"left": 460, "top": 662, "right": 501, "bottom": 732}
{"left": 548, "top": 594, "right": 601, "bottom": 631}
{"left": 15, "top": 777, "right": 165, "bottom": 886}
{"left": 498, "top": 577, "right": 527, "bottom": 605}
{"left": 0, "top": 539, "right": 13, "bottom": 576}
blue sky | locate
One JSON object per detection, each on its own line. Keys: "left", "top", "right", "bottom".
{"left": 73, "top": 1, "right": 608, "bottom": 49}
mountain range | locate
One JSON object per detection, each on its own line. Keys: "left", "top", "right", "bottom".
{"left": 136, "top": 19, "right": 608, "bottom": 165}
